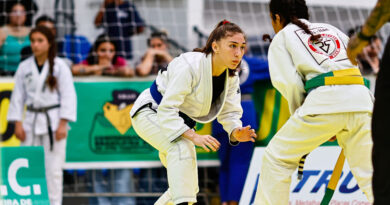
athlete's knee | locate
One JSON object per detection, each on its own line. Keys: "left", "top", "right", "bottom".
{"left": 263, "top": 147, "right": 298, "bottom": 170}
{"left": 167, "top": 138, "right": 196, "bottom": 161}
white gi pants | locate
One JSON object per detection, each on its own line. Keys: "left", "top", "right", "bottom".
{"left": 131, "top": 107, "right": 199, "bottom": 205}
{"left": 22, "top": 131, "right": 66, "bottom": 205}
{"left": 254, "top": 112, "right": 373, "bottom": 205}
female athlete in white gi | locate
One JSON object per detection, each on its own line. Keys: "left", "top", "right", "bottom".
{"left": 7, "top": 26, "right": 77, "bottom": 205}
{"left": 254, "top": 0, "right": 374, "bottom": 204}
{"left": 131, "top": 20, "right": 257, "bottom": 205}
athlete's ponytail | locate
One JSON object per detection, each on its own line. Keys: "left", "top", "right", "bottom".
{"left": 269, "top": 0, "right": 321, "bottom": 41}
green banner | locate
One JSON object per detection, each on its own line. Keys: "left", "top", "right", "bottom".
{"left": 66, "top": 81, "right": 217, "bottom": 164}
{"left": 0, "top": 146, "right": 49, "bottom": 205}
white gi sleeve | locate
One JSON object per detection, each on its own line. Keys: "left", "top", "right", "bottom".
{"left": 217, "top": 75, "right": 243, "bottom": 145}
{"left": 268, "top": 34, "right": 305, "bottom": 114}
{"left": 157, "top": 59, "right": 193, "bottom": 142}
{"left": 57, "top": 60, "right": 77, "bottom": 122}
{"left": 7, "top": 65, "right": 26, "bottom": 122}
{"left": 328, "top": 24, "right": 350, "bottom": 47}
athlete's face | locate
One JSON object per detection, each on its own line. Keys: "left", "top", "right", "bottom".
{"left": 270, "top": 13, "right": 284, "bottom": 33}
{"left": 31, "top": 32, "right": 50, "bottom": 58}
{"left": 213, "top": 32, "right": 246, "bottom": 69}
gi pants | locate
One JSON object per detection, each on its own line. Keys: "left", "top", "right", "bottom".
{"left": 131, "top": 107, "right": 198, "bottom": 205}
{"left": 254, "top": 112, "right": 373, "bottom": 204}
{"left": 22, "top": 131, "right": 66, "bottom": 205}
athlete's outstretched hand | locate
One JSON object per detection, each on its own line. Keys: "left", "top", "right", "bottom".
{"left": 182, "top": 129, "right": 221, "bottom": 152}
{"left": 231, "top": 125, "right": 257, "bottom": 142}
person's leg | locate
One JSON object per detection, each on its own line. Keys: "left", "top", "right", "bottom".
{"left": 92, "top": 170, "right": 111, "bottom": 205}
{"left": 254, "top": 113, "right": 347, "bottom": 205}
{"left": 131, "top": 108, "right": 198, "bottom": 204}
{"left": 155, "top": 189, "right": 174, "bottom": 205}
{"left": 213, "top": 122, "right": 230, "bottom": 203}
{"left": 42, "top": 134, "right": 67, "bottom": 205}
{"left": 112, "top": 169, "right": 136, "bottom": 205}
{"left": 163, "top": 136, "right": 198, "bottom": 204}
{"left": 372, "top": 36, "right": 390, "bottom": 205}
{"left": 337, "top": 112, "right": 373, "bottom": 203}
{"left": 226, "top": 141, "right": 254, "bottom": 202}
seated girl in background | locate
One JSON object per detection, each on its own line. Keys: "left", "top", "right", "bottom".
{"left": 72, "top": 34, "right": 134, "bottom": 77}
{"left": 136, "top": 31, "right": 173, "bottom": 76}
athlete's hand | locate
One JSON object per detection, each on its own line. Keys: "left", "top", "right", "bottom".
{"left": 14, "top": 121, "right": 26, "bottom": 142}
{"left": 347, "top": 34, "right": 369, "bottom": 65}
{"left": 231, "top": 125, "right": 257, "bottom": 142}
{"left": 183, "top": 129, "right": 220, "bottom": 152}
{"left": 56, "top": 119, "right": 68, "bottom": 141}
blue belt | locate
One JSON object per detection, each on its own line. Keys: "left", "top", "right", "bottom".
{"left": 150, "top": 80, "right": 163, "bottom": 104}
{"left": 150, "top": 80, "right": 196, "bottom": 129}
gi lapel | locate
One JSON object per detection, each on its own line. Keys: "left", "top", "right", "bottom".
{"left": 32, "top": 60, "right": 49, "bottom": 107}
{"left": 200, "top": 53, "right": 213, "bottom": 115}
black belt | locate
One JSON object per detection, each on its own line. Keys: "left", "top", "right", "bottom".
{"left": 27, "top": 104, "right": 60, "bottom": 151}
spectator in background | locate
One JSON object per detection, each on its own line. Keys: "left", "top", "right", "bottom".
{"left": 0, "top": 2, "right": 31, "bottom": 75}
{"left": 72, "top": 34, "right": 134, "bottom": 77}
{"left": 21, "top": 15, "right": 57, "bottom": 61}
{"left": 94, "top": 0, "right": 145, "bottom": 60}
{"left": 348, "top": 27, "right": 382, "bottom": 75}
{"left": 136, "top": 31, "right": 173, "bottom": 76}
{"left": 0, "top": 0, "right": 38, "bottom": 27}
{"left": 358, "top": 36, "right": 382, "bottom": 75}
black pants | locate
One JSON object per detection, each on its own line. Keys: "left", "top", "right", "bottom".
{"left": 372, "top": 36, "right": 390, "bottom": 205}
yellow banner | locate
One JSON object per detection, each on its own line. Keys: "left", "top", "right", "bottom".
{"left": 0, "top": 82, "right": 20, "bottom": 147}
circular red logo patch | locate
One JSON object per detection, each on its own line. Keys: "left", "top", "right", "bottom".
{"left": 308, "top": 34, "right": 341, "bottom": 59}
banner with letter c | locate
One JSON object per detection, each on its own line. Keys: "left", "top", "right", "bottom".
{"left": 0, "top": 146, "right": 49, "bottom": 204}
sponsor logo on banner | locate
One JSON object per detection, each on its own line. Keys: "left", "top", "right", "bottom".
{"left": 89, "top": 89, "right": 154, "bottom": 154}
{"left": 0, "top": 147, "right": 49, "bottom": 204}
{"left": 240, "top": 147, "right": 370, "bottom": 205}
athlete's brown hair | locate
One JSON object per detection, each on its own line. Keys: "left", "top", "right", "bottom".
{"left": 193, "top": 20, "right": 246, "bottom": 76}
{"left": 30, "top": 26, "right": 57, "bottom": 91}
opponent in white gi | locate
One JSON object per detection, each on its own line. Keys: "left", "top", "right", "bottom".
{"left": 7, "top": 26, "right": 77, "bottom": 205}
{"left": 254, "top": 0, "right": 374, "bottom": 204}
{"left": 131, "top": 20, "right": 257, "bottom": 205}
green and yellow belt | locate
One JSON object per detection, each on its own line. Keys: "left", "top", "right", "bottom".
{"left": 304, "top": 68, "right": 370, "bottom": 92}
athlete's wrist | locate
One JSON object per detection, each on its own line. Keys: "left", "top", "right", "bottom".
{"left": 230, "top": 128, "right": 239, "bottom": 142}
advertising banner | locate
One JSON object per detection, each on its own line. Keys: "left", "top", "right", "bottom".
{"left": 65, "top": 81, "right": 217, "bottom": 168}
{"left": 0, "top": 82, "right": 19, "bottom": 147}
{"left": 0, "top": 146, "right": 49, "bottom": 205}
{"left": 240, "top": 146, "right": 370, "bottom": 205}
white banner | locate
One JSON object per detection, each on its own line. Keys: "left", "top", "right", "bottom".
{"left": 240, "top": 146, "right": 370, "bottom": 205}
